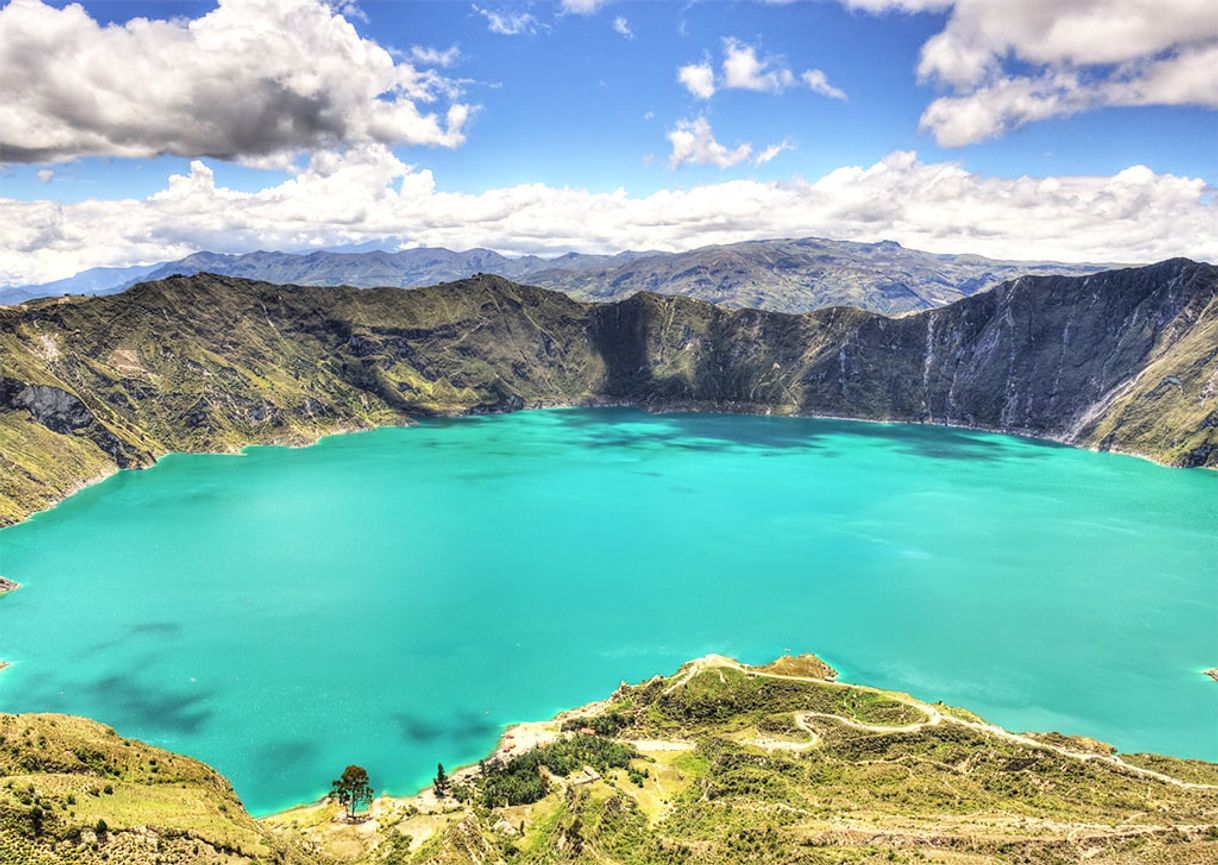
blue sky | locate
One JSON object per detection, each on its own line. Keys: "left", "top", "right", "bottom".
{"left": 0, "top": 0, "right": 1215, "bottom": 282}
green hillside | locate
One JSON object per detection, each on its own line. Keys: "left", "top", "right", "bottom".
{"left": 3, "top": 656, "right": 1216, "bottom": 864}
{"left": 0, "top": 713, "right": 314, "bottom": 865}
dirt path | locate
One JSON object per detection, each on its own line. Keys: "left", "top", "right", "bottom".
{"left": 695, "top": 656, "right": 1218, "bottom": 791}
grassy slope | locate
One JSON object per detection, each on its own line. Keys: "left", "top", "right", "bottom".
{"left": 273, "top": 656, "right": 1218, "bottom": 865}
{"left": 1, "top": 261, "right": 1215, "bottom": 524}
{"left": 0, "top": 713, "right": 314, "bottom": 865}
{"left": 5, "top": 657, "right": 1215, "bottom": 864}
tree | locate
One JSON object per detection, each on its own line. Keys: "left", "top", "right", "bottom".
{"left": 331, "top": 765, "right": 374, "bottom": 819}
{"left": 29, "top": 805, "right": 44, "bottom": 838}
{"left": 434, "top": 762, "right": 449, "bottom": 797}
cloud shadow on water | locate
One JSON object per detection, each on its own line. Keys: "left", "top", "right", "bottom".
{"left": 549, "top": 407, "right": 1058, "bottom": 464}
{"left": 390, "top": 709, "right": 498, "bottom": 750}
{"left": 81, "top": 674, "right": 216, "bottom": 734}
{"left": 14, "top": 668, "right": 217, "bottom": 736}
{"left": 78, "top": 621, "right": 186, "bottom": 658}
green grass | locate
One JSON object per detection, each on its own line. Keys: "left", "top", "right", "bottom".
{"left": 4, "top": 657, "right": 1218, "bottom": 864}
{"left": 0, "top": 714, "right": 312, "bottom": 865}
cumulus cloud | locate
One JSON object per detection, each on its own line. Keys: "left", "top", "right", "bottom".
{"left": 677, "top": 62, "right": 717, "bottom": 99}
{"left": 847, "top": 0, "right": 1218, "bottom": 144}
{"left": 678, "top": 39, "right": 846, "bottom": 100}
{"left": 721, "top": 38, "right": 798, "bottom": 92}
{"left": 4, "top": 147, "right": 1214, "bottom": 286}
{"left": 667, "top": 117, "right": 754, "bottom": 168}
{"left": 612, "top": 15, "right": 633, "bottom": 39}
{"left": 472, "top": 5, "right": 539, "bottom": 35}
{"left": 0, "top": 0, "right": 471, "bottom": 165}
{"left": 36, "top": 169, "right": 54, "bottom": 183}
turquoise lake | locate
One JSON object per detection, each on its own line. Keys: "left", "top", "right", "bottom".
{"left": 1, "top": 408, "right": 1216, "bottom": 814}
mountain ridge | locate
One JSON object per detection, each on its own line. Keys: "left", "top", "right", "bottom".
{"left": 0, "top": 258, "right": 1214, "bottom": 525}
{"left": 0, "top": 236, "right": 1117, "bottom": 315}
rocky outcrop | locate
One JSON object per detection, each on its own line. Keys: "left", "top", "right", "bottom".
{"left": 0, "top": 259, "right": 1214, "bottom": 524}
{"left": 0, "top": 377, "right": 93, "bottom": 433}
{"left": 0, "top": 376, "right": 148, "bottom": 469}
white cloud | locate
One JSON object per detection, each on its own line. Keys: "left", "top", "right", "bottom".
{"left": 612, "top": 15, "right": 633, "bottom": 39}
{"left": 2, "top": 147, "right": 1215, "bottom": 286}
{"left": 0, "top": 0, "right": 471, "bottom": 164}
{"left": 410, "top": 44, "right": 462, "bottom": 67}
{"left": 560, "top": 0, "right": 609, "bottom": 13}
{"left": 678, "top": 39, "right": 847, "bottom": 101}
{"left": 721, "top": 38, "right": 798, "bottom": 92}
{"left": 801, "top": 69, "right": 848, "bottom": 101}
{"left": 752, "top": 139, "right": 793, "bottom": 165}
{"left": 36, "top": 169, "right": 54, "bottom": 183}
{"left": 677, "top": 62, "right": 717, "bottom": 100}
{"left": 667, "top": 117, "right": 753, "bottom": 168}
{"left": 327, "top": 0, "right": 367, "bottom": 23}
{"left": 842, "top": 0, "right": 949, "bottom": 10}
{"left": 847, "top": 0, "right": 1218, "bottom": 144}
{"left": 472, "top": 5, "right": 539, "bottom": 35}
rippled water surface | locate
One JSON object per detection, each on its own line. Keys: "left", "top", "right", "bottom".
{"left": 2, "top": 408, "right": 1215, "bottom": 813}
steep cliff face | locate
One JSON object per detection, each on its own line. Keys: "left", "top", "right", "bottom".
{"left": 1, "top": 259, "right": 1214, "bottom": 523}
{"left": 582, "top": 259, "right": 1217, "bottom": 465}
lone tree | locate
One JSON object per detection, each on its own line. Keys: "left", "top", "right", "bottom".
{"left": 331, "top": 765, "right": 374, "bottom": 819}
{"left": 434, "top": 762, "right": 449, "bottom": 797}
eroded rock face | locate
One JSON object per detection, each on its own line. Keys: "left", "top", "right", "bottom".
{"left": 0, "top": 377, "right": 93, "bottom": 433}
{"left": 0, "top": 376, "right": 149, "bottom": 470}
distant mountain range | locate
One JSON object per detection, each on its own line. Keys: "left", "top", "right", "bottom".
{"left": 1, "top": 237, "right": 1116, "bottom": 314}
{"left": 2, "top": 259, "right": 1213, "bottom": 524}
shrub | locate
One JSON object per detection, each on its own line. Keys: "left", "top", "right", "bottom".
{"left": 478, "top": 736, "right": 638, "bottom": 807}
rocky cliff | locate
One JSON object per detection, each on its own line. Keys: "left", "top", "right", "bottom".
{"left": 1, "top": 259, "right": 1214, "bottom": 523}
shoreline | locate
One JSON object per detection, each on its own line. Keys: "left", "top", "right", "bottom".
{"left": 260, "top": 688, "right": 614, "bottom": 821}
{"left": 2, "top": 399, "right": 1210, "bottom": 531}
{"left": 257, "top": 652, "right": 1218, "bottom": 836}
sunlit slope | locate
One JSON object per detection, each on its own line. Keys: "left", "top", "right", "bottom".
{"left": 0, "top": 714, "right": 315, "bottom": 865}
{"left": 4, "top": 656, "right": 1216, "bottom": 864}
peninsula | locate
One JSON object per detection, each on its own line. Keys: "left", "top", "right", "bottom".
{"left": 3, "top": 654, "right": 1216, "bottom": 864}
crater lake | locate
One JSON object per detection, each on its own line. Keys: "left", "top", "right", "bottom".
{"left": 1, "top": 408, "right": 1215, "bottom": 814}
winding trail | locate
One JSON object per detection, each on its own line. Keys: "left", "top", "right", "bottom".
{"left": 681, "top": 655, "right": 1218, "bottom": 791}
